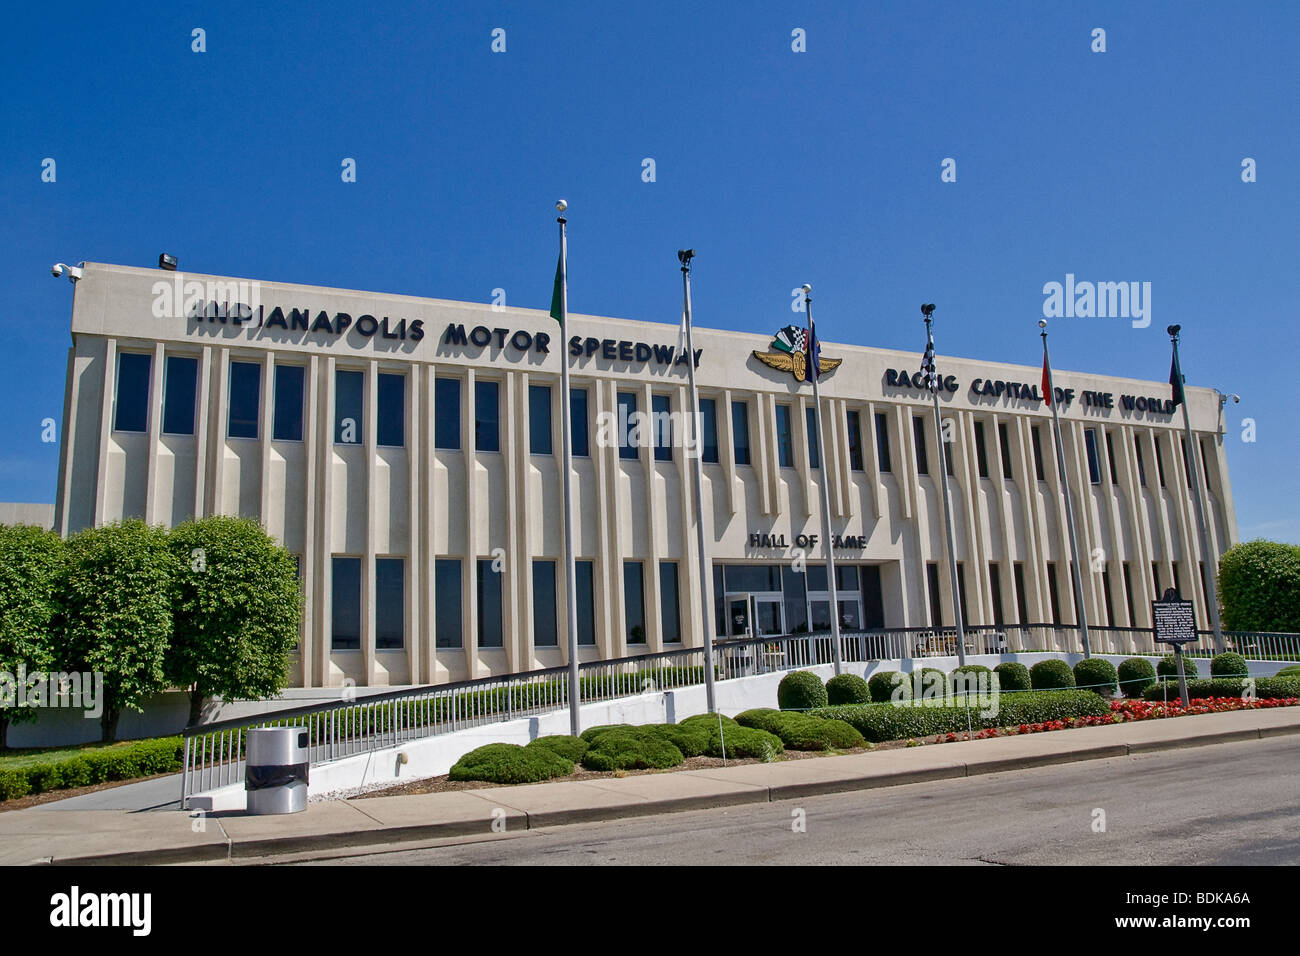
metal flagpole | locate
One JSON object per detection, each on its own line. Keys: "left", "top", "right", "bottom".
{"left": 804, "top": 285, "right": 843, "bottom": 675}
{"left": 679, "top": 250, "right": 717, "bottom": 711}
{"left": 923, "top": 306, "right": 966, "bottom": 666}
{"left": 557, "top": 201, "right": 582, "bottom": 734}
{"left": 1039, "top": 319, "right": 1092, "bottom": 658}
{"left": 1169, "top": 325, "right": 1225, "bottom": 653}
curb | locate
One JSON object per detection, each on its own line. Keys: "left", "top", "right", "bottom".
{"left": 44, "top": 718, "right": 1300, "bottom": 865}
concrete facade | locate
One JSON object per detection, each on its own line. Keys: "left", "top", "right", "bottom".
{"left": 53, "top": 262, "right": 1237, "bottom": 689}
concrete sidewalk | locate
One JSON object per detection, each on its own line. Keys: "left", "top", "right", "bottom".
{"left": 3, "top": 706, "right": 1297, "bottom": 866}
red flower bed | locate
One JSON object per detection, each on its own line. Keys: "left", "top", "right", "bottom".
{"left": 933, "top": 696, "right": 1298, "bottom": 745}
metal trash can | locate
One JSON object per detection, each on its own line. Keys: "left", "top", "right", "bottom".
{"left": 245, "top": 727, "right": 309, "bottom": 814}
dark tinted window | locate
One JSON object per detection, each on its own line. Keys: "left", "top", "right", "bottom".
{"left": 435, "top": 378, "right": 461, "bottom": 449}
{"left": 974, "top": 421, "right": 989, "bottom": 478}
{"left": 576, "top": 560, "right": 595, "bottom": 646}
{"left": 847, "top": 410, "right": 864, "bottom": 471}
{"left": 570, "top": 388, "right": 589, "bottom": 457}
{"left": 775, "top": 405, "right": 794, "bottom": 467}
{"left": 875, "top": 412, "right": 892, "bottom": 473}
{"left": 475, "top": 381, "right": 500, "bottom": 452}
{"left": 335, "top": 369, "right": 363, "bottom": 445}
{"left": 115, "top": 352, "right": 153, "bottom": 433}
{"left": 435, "top": 559, "right": 462, "bottom": 647}
{"left": 273, "top": 364, "right": 304, "bottom": 441}
{"left": 1032, "top": 425, "right": 1046, "bottom": 481}
{"left": 532, "top": 561, "right": 557, "bottom": 647}
{"left": 618, "top": 391, "right": 638, "bottom": 460}
{"left": 377, "top": 373, "right": 404, "bottom": 447}
{"left": 477, "top": 559, "right": 503, "bottom": 647}
{"left": 228, "top": 361, "right": 261, "bottom": 439}
{"left": 624, "top": 561, "right": 646, "bottom": 644}
{"left": 376, "top": 558, "right": 404, "bottom": 648}
{"left": 1085, "top": 428, "right": 1101, "bottom": 484}
{"left": 807, "top": 407, "right": 820, "bottom": 469}
{"left": 913, "top": 416, "right": 928, "bottom": 475}
{"left": 699, "top": 398, "right": 719, "bottom": 463}
{"left": 162, "top": 356, "right": 197, "bottom": 436}
{"left": 652, "top": 394, "right": 672, "bottom": 462}
{"left": 732, "top": 401, "right": 751, "bottom": 465}
{"left": 529, "top": 384, "right": 552, "bottom": 455}
{"left": 331, "top": 556, "right": 361, "bottom": 649}
{"left": 998, "top": 422, "right": 1013, "bottom": 478}
{"left": 659, "top": 561, "right": 681, "bottom": 643}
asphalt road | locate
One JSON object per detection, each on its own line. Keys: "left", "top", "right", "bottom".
{"left": 286, "top": 736, "right": 1300, "bottom": 865}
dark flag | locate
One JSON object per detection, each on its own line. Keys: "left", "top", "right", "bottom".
{"left": 920, "top": 330, "right": 939, "bottom": 393}
{"left": 807, "top": 323, "right": 822, "bottom": 380}
{"left": 1169, "top": 353, "right": 1185, "bottom": 407}
{"left": 549, "top": 253, "right": 564, "bottom": 326}
{"left": 1042, "top": 353, "right": 1052, "bottom": 407}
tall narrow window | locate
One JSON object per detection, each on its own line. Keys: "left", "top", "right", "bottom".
{"left": 1014, "top": 562, "right": 1029, "bottom": 624}
{"left": 699, "top": 397, "right": 719, "bottom": 463}
{"left": 162, "top": 355, "right": 198, "bottom": 436}
{"left": 998, "top": 422, "right": 1014, "bottom": 479}
{"left": 576, "top": 560, "right": 595, "bottom": 645}
{"left": 1123, "top": 562, "right": 1136, "bottom": 626}
{"left": 1101, "top": 567, "right": 1116, "bottom": 626}
{"left": 532, "top": 560, "right": 557, "bottom": 647}
{"left": 974, "top": 421, "right": 989, "bottom": 478}
{"left": 330, "top": 556, "right": 361, "bottom": 650}
{"left": 652, "top": 393, "right": 672, "bottom": 462}
{"left": 775, "top": 404, "right": 794, "bottom": 467}
{"left": 1046, "top": 562, "right": 1062, "bottom": 624}
{"left": 943, "top": 422, "right": 955, "bottom": 477}
{"left": 475, "top": 380, "right": 500, "bottom": 452}
{"left": 1031, "top": 425, "right": 1046, "bottom": 481}
{"left": 273, "top": 364, "right": 304, "bottom": 442}
{"left": 624, "top": 561, "right": 647, "bottom": 644}
{"left": 926, "top": 562, "right": 942, "bottom": 626}
{"left": 228, "top": 361, "right": 261, "bottom": 439}
{"left": 955, "top": 562, "right": 969, "bottom": 622}
{"left": 477, "top": 558, "right": 503, "bottom": 647}
{"left": 435, "top": 559, "right": 462, "bottom": 647}
{"left": 570, "top": 387, "right": 589, "bottom": 457}
{"left": 434, "top": 378, "right": 460, "bottom": 450}
{"left": 334, "top": 369, "right": 363, "bottom": 445}
{"left": 732, "top": 400, "right": 751, "bottom": 465}
{"left": 375, "top": 558, "right": 404, "bottom": 649}
{"left": 1152, "top": 562, "right": 1161, "bottom": 596}
{"left": 529, "top": 384, "right": 552, "bottom": 455}
{"left": 377, "top": 373, "right": 405, "bottom": 447}
{"left": 1106, "top": 430, "right": 1118, "bottom": 484}
{"left": 1084, "top": 428, "right": 1101, "bottom": 484}
{"left": 1180, "top": 436, "right": 1192, "bottom": 488}
{"left": 988, "top": 563, "right": 1005, "bottom": 626}
{"left": 1154, "top": 436, "right": 1167, "bottom": 488}
{"left": 913, "top": 416, "right": 929, "bottom": 475}
{"left": 875, "top": 412, "right": 892, "bottom": 473}
{"left": 618, "top": 391, "right": 638, "bottom": 461}
{"left": 846, "top": 410, "right": 864, "bottom": 471}
{"left": 659, "top": 561, "right": 681, "bottom": 644}
{"left": 806, "top": 407, "right": 820, "bottom": 469}
{"left": 1134, "top": 436, "right": 1147, "bottom": 487}
{"left": 1200, "top": 437, "right": 1213, "bottom": 490}
{"left": 114, "top": 352, "right": 152, "bottom": 433}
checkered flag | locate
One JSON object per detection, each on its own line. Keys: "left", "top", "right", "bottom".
{"left": 920, "top": 330, "right": 939, "bottom": 393}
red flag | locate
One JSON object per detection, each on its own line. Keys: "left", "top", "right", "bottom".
{"left": 1042, "top": 355, "right": 1052, "bottom": 407}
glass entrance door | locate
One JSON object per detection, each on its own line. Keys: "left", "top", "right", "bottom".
{"left": 726, "top": 593, "right": 784, "bottom": 638}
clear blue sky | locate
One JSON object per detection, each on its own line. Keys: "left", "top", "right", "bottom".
{"left": 2, "top": 1, "right": 1295, "bottom": 542}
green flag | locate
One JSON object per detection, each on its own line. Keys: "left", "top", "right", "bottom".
{"left": 549, "top": 252, "right": 564, "bottom": 325}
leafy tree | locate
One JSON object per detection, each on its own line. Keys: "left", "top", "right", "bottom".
{"left": 58, "top": 520, "right": 175, "bottom": 741}
{"left": 0, "top": 525, "right": 64, "bottom": 748}
{"left": 1218, "top": 540, "right": 1300, "bottom": 634}
{"left": 165, "top": 516, "right": 302, "bottom": 726}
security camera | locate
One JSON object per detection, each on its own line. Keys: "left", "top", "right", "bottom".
{"left": 51, "top": 262, "right": 82, "bottom": 282}
{"left": 51, "top": 264, "right": 64, "bottom": 278}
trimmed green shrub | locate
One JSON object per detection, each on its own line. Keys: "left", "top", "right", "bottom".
{"left": 580, "top": 728, "right": 686, "bottom": 771}
{"left": 579, "top": 723, "right": 629, "bottom": 743}
{"left": 1218, "top": 539, "right": 1300, "bottom": 633}
{"left": 678, "top": 712, "right": 739, "bottom": 731}
{"left": 645, "top": 723, "right": 710, "bottom": 758}
{"left": 811, "top": 690, "right": 1110, "bottom": 743}
{"left": 734, "top": 709, "right": 865, "bottom": 750}
{"left": 949, "top": 665, "right": 993, "bottom": 694}
{"left": 994, "top": 662, "right": 1032, "bottom": 692}
{"left": 449, "top": 743, "right": 573, "bottom": 784}
{"left": 1142, "top": 677, "right": 1300, "bottom": 702}
{"left": 918, "top": 668, "right": 948, "bottom": 695}
{"left": 1073, "top": 658, "right": 1119, "bottom": 696}
{"left": 868, "top": 670, "right": 909, "bottom": 702}
{"left": 1276, "top": 665, "right": 1300, "bottom": 678}
{"left": 1157, "top": 654, "right": 1198, "bottom": 679}
{"left": 0, "top": 770, "right": 30, "bottom": 801}
{"left": 1210, "top": 652, "right": 1249, "bottom": 678}
{"left": 1030, "top": 659, "right": 1076, "bottom": 690}
{"left": 826, "top": 673, "right": 870, "bottom": 705}
{"left": 0, "top": 736, "right": 188, "bottom": 802}
{"left": 526, "top": 735, "right": 589, "bottom": 762}
{"left": 1117, "top": 658, "right": 1158, "bottom": 698}
{"left": 705, "top": 725, "right": 783, "bottom": 760}
{"left": 777, "top": 671, "right": 829, "bottom": 710}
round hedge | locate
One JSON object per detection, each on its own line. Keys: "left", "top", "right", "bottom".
{"left": 868, "top": 670, "right": 909, "bottom": 702}
{"left": 1210, "top": 652, "right": 1249, "bottom": 678}
{"left": 994, "top": 662, "right": 1032, "bottom": 692}
{"left": 646, "top": 723, "right": 710, "bottom": 758}
{"left": 1157, "top": 653, "right": 1198, "bottom": 679}
{"left": 1117, "top": 657, "right": 1157, "bottom": 698}
{"left": 580, "top": 728, "right": 685, "bottom": 771}
{"left": 949, "top": 665, "right": 993, "bottom": 694}
{"left": 707, "top": 725, "right": 784, "bottom": 760}
{"left": 1030, "top": 659, "right": 1076, "bottom": 690}
{"left": 777, "top": 670, "right": 829, "bottom": 710}
{"left": 826, "top": 673, "right": 870, "bottom": 705}
{"left": 679, "top": 712, "right": 739, "bottom": 731}
{"left": 449, "top": 743, "right": 574, "bottom": 784}
{"left": 1218, "top": 539, "right": 1300, "bottom": 633}
{"left": 735, "top": 709, "right": 865, "bottom": 751}
{"left": 1073, "top": 658, "right": 1119, "bottom": 696}
{"left": 526, "top": 735, "right": 589, "bottom": 762}
{"left": 917, "top": 668, "right": 948, "bottom": 696}
{"left": 579, "top": 723, "right": 631, "bottom": 743}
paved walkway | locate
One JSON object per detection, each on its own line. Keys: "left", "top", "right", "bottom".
{"left": 2, "top": 706, "right": 1297, "bottom": 865}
